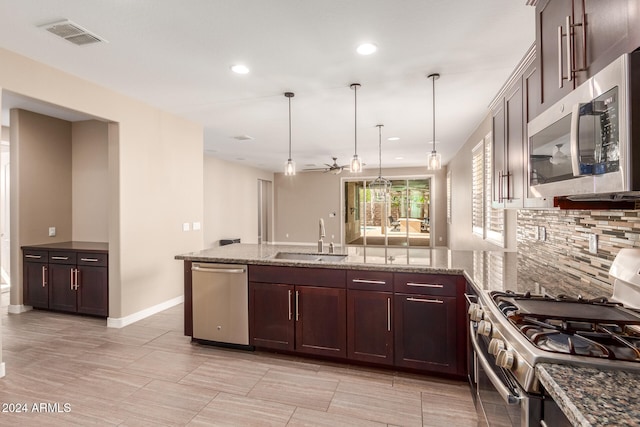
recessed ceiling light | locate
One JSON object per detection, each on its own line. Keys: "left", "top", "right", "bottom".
{"left": 395, "top": 156, "right": 404, "bottom": 160}
{"left": 231, "top": 64, "right": 250, "bottom": 74}
{"left": 356, "top": 43, "right": 377, "bottom": 55}
{"left": 387, "top": 137, "right": 400, "bottom": 141}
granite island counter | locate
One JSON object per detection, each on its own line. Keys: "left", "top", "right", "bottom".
{"left": 175, "top": 243, "right": 637, "bottom": 426}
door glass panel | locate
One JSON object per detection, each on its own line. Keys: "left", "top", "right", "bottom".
{"left": 344, "top": 177, "right": 430, "bottom": 248}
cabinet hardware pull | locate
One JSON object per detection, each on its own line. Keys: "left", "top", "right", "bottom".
{"left": 70, "top": 269, "right": 74, "bottom": 290}
{"left": 26, "top": 254, "right": 42, "bottom": 259}
{"left": 191, "top": 266, "right": 246, "bottom": 274}
{"left": 352, "top": 279, "right": 386, "bottom": 285}
{"left": 74, "top": 268, "right": 79, "bottom": 290}
{"left": 566, "top": 15, "right": 573, "bottom": 83}
{"left": 407, "top": 297, "right": 443, "bottom": 304}
{"left": 80, "top": 258, "right": 99, "bottom": 262}
{"left": 407, "top": 283, "right": 443, "bottom": 288}
{"left": 387, "top": 297, "right": 391, "bottom": 332}
{"left": 51, "top": 256, "right": 69, "bottom": 260}
{"left": 42, "top": 265, "right": 47, "bottom": 287}
{"left": 295, "top": 290, "right": 300, "bottom": 321}
{"left": 558, "top": 24, "right": 564, "bottom": 88}
{"left": 288, "top": 290, "right": 292, "bottom": 321}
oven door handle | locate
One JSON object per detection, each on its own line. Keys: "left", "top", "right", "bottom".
{"left": 469, "top": 325, "right": 521, "bottom": 405}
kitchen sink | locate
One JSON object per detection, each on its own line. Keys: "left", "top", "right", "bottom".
{"left": 272, "top": 252, "right": 347, "bottom": 262}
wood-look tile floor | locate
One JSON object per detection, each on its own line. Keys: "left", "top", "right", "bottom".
{"left": 0, "top": 292, "right": 478, "bottom": 426}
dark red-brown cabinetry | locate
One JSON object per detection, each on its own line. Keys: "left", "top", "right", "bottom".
{"left": 22, "top": 242, "right": 108, "bottom": 317}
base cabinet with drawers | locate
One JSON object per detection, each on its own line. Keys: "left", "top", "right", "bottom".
{"left": 247, "top": 264, "right": 467, "bottom": 377}
{"left": 22, "top": 242, "right": 109, "bottom": 317}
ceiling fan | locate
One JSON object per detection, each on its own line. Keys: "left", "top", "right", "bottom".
{"left": 303, "top": 157, "right": 347, "bottom": 174}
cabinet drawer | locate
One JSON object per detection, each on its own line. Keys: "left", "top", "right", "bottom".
{"left": 23, "top": 250, "right": 48, "bottom": 262}
{"left": 394, "top": 273, "right": 458, "bottom": 296}
{"left": 77, "top": 252, "right": 108, "bottom": 267}
{"left": 249, "top": 265, "right": 345, "bottom": 288}
{"left": 347, "top": 270, "right": 393, "bottom": 291}
{"left": 48, "top": 251, "right": 77, "bottom": 264}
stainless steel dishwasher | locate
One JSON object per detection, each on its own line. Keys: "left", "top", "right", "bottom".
{"left": 191, "top": 263, "right": 249, "bottom": 346}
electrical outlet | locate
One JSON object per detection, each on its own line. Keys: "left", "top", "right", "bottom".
{"left": 48, "top": 227, "right": 56, "bottom": 237}
{"left": 589, "top": 234, "right": 598, "bottom": 254}
{"left": 182, "top": 222, "right": 190, "bottom": 232}
{"left": 538, "top": 226, "right": 546, "bottom": 241}
{"left": 192, "top": 222, "right": 201, "bottom": 231}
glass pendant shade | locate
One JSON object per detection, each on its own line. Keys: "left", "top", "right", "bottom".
{"left": 427, "top": 151, "right": 442, "bottom": 170}
{"left": 284, "top": 92, "right": 295, "bottom": 176}
{"left": 350, "top": 154, "right": 362, "bottom": 173}
{"left": 350, "top": 83, "right": 363, "bottom": 173}
{"left": 284, "top": 158, "right": 295, "bottom": 175}
{"left": 427, "top": 73, "right": 442, "bottom": 170}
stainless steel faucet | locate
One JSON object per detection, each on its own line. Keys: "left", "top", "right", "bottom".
{"left": 318, "top": 218, "right": 325, "bottom": 253}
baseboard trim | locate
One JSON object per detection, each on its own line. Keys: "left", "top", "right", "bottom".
{"left": 8, "top": 304, "right": 31, "bottom": 314}
{"left": 0, "top": 362, "right": 5, "bottom": 378}
{"left": 107, "top": 295, "right": 184, "bottom": 328}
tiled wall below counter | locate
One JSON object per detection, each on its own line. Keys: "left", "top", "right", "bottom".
{"left": 517, "top": 209, "right": 640, "bottom": 294}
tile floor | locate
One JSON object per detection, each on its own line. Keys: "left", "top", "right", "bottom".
{"left": 0, "top": 292, "right": 478, "bottom": 426}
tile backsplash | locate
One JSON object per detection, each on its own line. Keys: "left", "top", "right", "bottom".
{"left": 517, "top": 209, "right": 640, "bottom": 295}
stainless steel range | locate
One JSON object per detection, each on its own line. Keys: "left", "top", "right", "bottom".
{"left": 467, "top": 248, "right": 640, "bottom": 426}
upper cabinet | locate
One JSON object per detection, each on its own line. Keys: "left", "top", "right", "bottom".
{"left": 534, "top": 0, "right": 638, "bottom": 119}
{"left": 490, "top": 47, "right": 536, "bottom": 209}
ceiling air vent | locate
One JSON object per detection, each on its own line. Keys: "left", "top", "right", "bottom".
{"left": 39, "top": 19, "right": 106, "bottom": 46}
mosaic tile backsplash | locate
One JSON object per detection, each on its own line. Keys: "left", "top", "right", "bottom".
{"left": 517, "top": 209, "right": 640, "bottom": 295}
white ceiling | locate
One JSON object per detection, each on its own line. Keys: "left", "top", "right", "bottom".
{"left": 0, "top": 0, "right": 535, "bottom": 172}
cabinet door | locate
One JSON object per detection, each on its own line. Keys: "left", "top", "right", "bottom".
{"left": 536, "top": 0, "right": 575, "bottom": 108}
{"left": 394, "top": 293, "right": 457, "bottom": 374}
{"left": 584, "top": 0, "right": 631, "bottom": 76}
{"left": 49, "top": 263, "right": 77, "bottom": 312}
{"left": 249, "top": 282, "right": 294, "bottom": 351}
{"left": 347, "top": 290, "right": 393, "bottom": 365}
{"left": 504, "top": 80, "right": 525, "bottom": 208}
{"left": 77, "top": 266, "right": 108, "bottom": 316}
{"left": 492, "top": 100, "right": 506, "bottom": 206}
{"left": 23, "top": 260, "right": 49, "bottom": 309}
{"left": 296, "top": 286, "right": 347, "bottom": 358}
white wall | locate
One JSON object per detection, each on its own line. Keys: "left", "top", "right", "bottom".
{"left": 0, "top": 47, "right": 204, "bottom": 322}
{"left": 203, "top": 155, "right": 274, "bottom": 247}
{"left": 274, "top": 166, "right": 447, "bottom": 246}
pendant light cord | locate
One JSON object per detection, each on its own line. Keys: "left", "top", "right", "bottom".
{"left": 432, "top": 74, "right": 436, "bottom": 154}
{"left": 288, "top": 95, "right": 292, "bottom": 159}
{"left": 354, "top": 84, "right": 358, "bottom": 156}
{"left": 378, "top": 124, "right": 383, "bottom": 178}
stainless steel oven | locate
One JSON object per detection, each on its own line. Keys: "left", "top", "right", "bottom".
{"left": 468, "top": 294, "right": 542, "bottom": 427}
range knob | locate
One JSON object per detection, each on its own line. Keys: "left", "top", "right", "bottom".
{"left": 488, "top": 338, "right": 505, "bottom": 356}
{"left": 467, "top": 303, "right": 484, "bottom": 322}
{"left": 496, "top": 349, "right": 516, "bottom": 369}
{"left": 477, "top": 319, "right": 492, "bottom": 337}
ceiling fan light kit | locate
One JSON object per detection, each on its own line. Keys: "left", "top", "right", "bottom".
{"left": 284, "top": 92, "right": 296, "bottom": 176}
{"left": 426, "top": 73, "right": 442, "bottom": 171}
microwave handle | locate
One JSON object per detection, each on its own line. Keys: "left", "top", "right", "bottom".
{"left": 570, "top": 102, "right": 585, "bottom": 176}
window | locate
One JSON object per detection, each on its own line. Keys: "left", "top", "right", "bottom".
{"left": 472, "top": 132, "right": 504, "bottom": 245}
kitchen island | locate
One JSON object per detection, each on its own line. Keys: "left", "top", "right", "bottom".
{"left": 175, "top": 243, "right": 637, "bottom": 426}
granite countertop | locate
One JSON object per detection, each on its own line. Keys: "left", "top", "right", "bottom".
{"left": 537, "top": 363, "right": 640, "bottom": 426}
{"left": 22, "top": 241, "right": 109, "bottom": 252}
{"left": 176, "top": 243, "right": 633, "bottom": 426}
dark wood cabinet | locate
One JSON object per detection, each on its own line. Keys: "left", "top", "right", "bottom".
{"left": 248, "top": 265, "right": 347, "bottom": 358}
{"left": 23, "top": 250, "right": 49, "bottom": 309}
{"left": 535, "top": 0, "right": 637, "bottom": 114}
{"left": 491, "top": 47, "right": 535, "bottom": 209}
{"left": 22, "top": 243, "right": 108, "bottom": 317}
{"left": 394, "top": 294, "right": 457, "bottom": 373}
{"left": 347, "top": 290, "right": 393, "bottom": 365}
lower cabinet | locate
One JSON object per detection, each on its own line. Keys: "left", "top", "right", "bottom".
{"left": 248, "top": 265, "right": 347, "bottom": 358}
{"left": 247, "top": 265, "right": 466, "bottom": 376}
{"left": 22, "top": 244, "right": 109, "bottom": 317}
{"left": 394, "top": 293, "right": 457, "bottom": 373}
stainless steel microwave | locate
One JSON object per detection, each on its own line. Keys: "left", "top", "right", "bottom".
{"left": 526, "top": 51, "right": 640, "bottom": 207}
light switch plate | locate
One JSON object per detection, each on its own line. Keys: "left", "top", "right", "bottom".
{"left": 182, "top": 222, "right": 190, "bottom": 232}
{"left": 48, "top": 227, "right": 56, "bottom": 237}
{"left": 192, "top": 222, "right": 201, "bottom": 231}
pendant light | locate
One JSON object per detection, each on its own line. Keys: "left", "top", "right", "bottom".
{"left": 369, "top": 124, "right": 391, "bottom": 201}
{"left": 284, "top": 92, "right": 295, "bottom": 176}
{"left": 349, "top": 83, "right": 363, "bottom": 173}
{"left": 427, "top": 73, "right": 442, "bottom": 170}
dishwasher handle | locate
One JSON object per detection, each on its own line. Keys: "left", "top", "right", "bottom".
{"left": 192, "top": 265, "right": 246, "bottom": 274}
